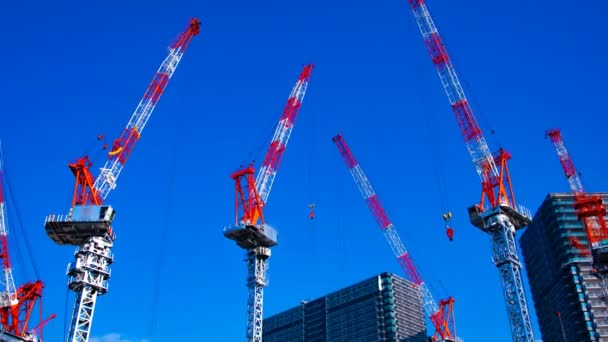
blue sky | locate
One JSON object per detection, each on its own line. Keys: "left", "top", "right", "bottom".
{"left": 1, "top": 0, "right": 608, "bottom": 341}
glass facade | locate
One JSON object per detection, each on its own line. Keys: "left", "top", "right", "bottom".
{"left": 263, "top": 272, "right": 427, "bottom": 341}
{"left": 520, "top": 193, "right": 608, "bottom": 341}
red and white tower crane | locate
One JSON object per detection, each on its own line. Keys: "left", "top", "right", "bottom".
{"left": 224, "top": 64, "right": 313, "bottom": 342}
{"left": 546, "top": 128, "right": 608, "bottom": 297}
{"left": 333, "top": 133, "right": 457, "bottom": 342}
{"left": 0, "top": 145, "right": 55, "bottom": 342}
{"left": 405, "top": 1, "right": 536, "bottom": 340}
{"left": 44, "top": 19, "right": 200, "bottom": 342}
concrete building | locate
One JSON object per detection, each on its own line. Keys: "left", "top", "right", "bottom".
{"left": 520, "top": 193, "right": 608, "bottom": 341}
{"left": 263, "top": 272, "right": 427, "bottom": 342}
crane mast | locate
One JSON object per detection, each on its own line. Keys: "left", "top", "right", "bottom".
{"left": 406, "top": 1, "right": 535, "bottom": 340}
{"left": 44, "top": 19, "right": 200, "bottom": 342}
{"left": 224, "top": 65, "right": 313, "bottom": 342}
{"left": 332, "top": 134, "right": 456, "bottom": 341}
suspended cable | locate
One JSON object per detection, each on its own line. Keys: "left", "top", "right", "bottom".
{"left": 423, "top": 113, "right": 450, "bottom": 212}
{"left": 63, "top": 286, "right": 70, "bottom": 341}
{"left": 3, "top": 157, "right": 40, "bottom": 280}
{"left": 2, "top": 200, "right": 28, "bottom": 283}
{"left": 334, "top": 161, "right": 347, "bottom": 273}
{"left": 461, "top": 78, "right": 503, "bottom": 149}
{"left": 147, "top": 103, "right": 179, "bottom": 341}
{"left": 306, "top": 101, "right": 317, "bottom": 225}
{"left": 435, "top": 25, "right": 503, "bottom": 149}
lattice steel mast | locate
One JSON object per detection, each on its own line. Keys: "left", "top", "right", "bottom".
{"left": 333, "top": 134, "right": 457, "bottom": 342}
{"left": 225, "top": 65, "right": 313, "bottom": 342}
{"left": 406, "top": 1, "right": 535, "bottom": 340}
{"left": 45, "top": 19, "right": 200, "bottom": 342}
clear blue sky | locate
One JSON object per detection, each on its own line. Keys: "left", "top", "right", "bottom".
{"left": 1, "top": 0, "right": 607, "bottom": 341}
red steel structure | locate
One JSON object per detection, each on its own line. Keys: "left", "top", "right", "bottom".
{"left": 45, "top": 19, "right": 200, "bottom": 342}
{"left": 405, "top": 1, "right": 535, "bottom": 340}
{"left": 69, "top": 19, "right": 201, "bottom": 208}
{"left": 546, "top": 128, "right": 608, "bottom": 285}
{"left": 333, "top": 133, "right": 456, "bottom": 341}
{"left": 0, "top": 147, "right": 54, "bottom": 341}
{"left": 225, "top": 65, "right": 313, "bottom": 342}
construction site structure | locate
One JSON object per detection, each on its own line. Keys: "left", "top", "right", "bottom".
{"left": 0, "top": 145, "right": 54, "bottom": 342}
{"left": 406, "top": 1, "right": 535, "bottom": 340}
{"left": 44, "top": 19, "right": 200, "bottom": 342}
{"left": 546, "top": 128, "right": 608, "bottom": 301}
{"left": 333, "top": 133, "right": 457, "bottom": 342}
{"left": 224, "top": 64, "right": 313, "bottom": 342}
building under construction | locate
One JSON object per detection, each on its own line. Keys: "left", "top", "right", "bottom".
{"left": 521, "top": 193, "right": 608, "bottom": 341}
{"left": 263, "top": 272, "right": 427, "bottom": 341}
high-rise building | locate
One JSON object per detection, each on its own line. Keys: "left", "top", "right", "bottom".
{"left": 262, "top": 272, "right": 427, "bottom": 342}
{"left": 520, "top": 193, "right": 608, "bottom": 342}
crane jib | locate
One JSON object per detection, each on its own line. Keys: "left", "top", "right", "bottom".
{"left": 254, "top": 65, "right": 313, "bottom": 205}
{"left": 332, "top": 134, "right": 456, "bottom": 340}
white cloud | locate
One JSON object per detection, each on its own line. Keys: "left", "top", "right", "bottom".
{"left": 89, "top": 333, "right": 149, "bottom": 342}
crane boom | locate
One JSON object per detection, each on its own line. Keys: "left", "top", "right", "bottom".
{"left": 406, "top": 1, "right": 535, "bottom": 341}
{"left": 255, "top": 65, "right": 313, "bottom": 205}
{"left": 545, "top": 129, "right": 585, "bottom": 195}
{"left": 409, "top": 1, "right": 497, "bottom": 182}
{"left": 333, "top": 134, "right": 456, "bottom": 341}
{"left": 93, "top": 19, "right": 201, "bottom": 201}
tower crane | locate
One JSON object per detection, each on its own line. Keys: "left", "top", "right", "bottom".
{"left": 44, "top": 19, "right": 200, "bottom": 342}
{"left": 0, "top": 145, "right": 55, "bottom": 342}
{"left": 333, "top": 133, "right": 457, "bottom": 342}
{"left": 546, "top": 128, "right": 608, "bottom": 300}
{"left": 224, "top": 64, "right": 313, "bottom": 342}
{"left": 405, "top": 1, "right": 536, "bottom": 340}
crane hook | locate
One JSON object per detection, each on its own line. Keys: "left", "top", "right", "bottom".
{"left": 309, "top": 203, "right": 315, "bottom": 221}
{"left": 442, "top": 211, "right": 454, "bottom": 242}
